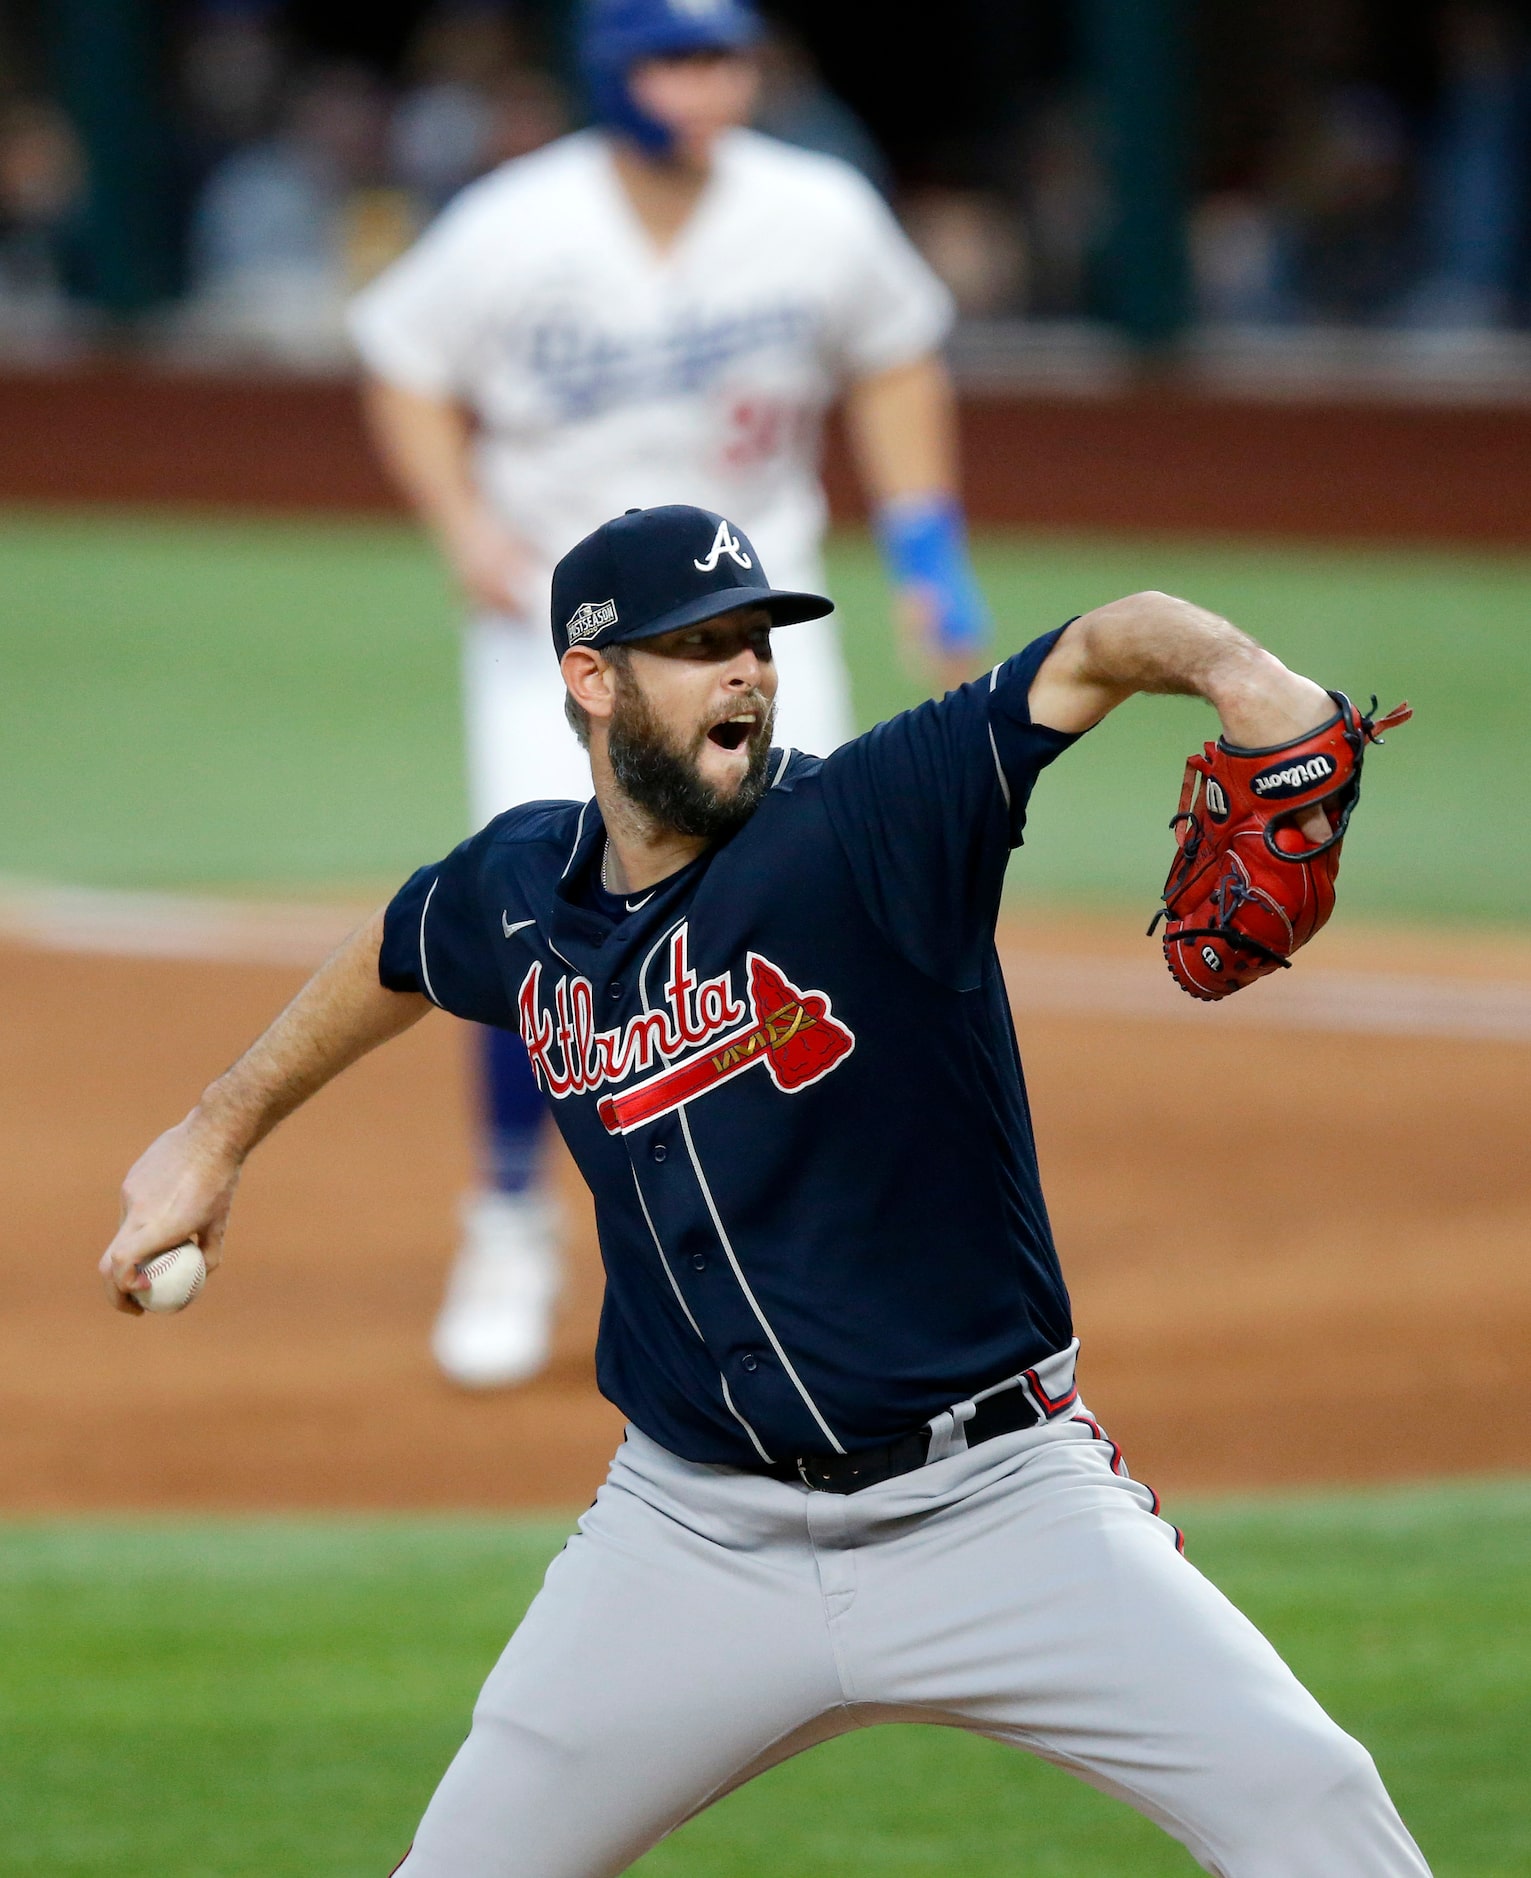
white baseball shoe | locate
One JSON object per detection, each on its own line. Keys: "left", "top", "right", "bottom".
{"left": 431, "top": 1188, "right": 562, "bottom": 1389}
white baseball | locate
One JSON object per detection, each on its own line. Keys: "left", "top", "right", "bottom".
{"left": 136, "top": 1241, "right": 207, "bottom": 1314}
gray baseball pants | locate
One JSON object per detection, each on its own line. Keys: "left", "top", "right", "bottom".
{"left": 397, "top": 1412, "right": 1430, "bottom": 1877}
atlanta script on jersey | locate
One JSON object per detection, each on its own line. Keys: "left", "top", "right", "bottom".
{"left": 516, "top": 928, "right": 856, "bottom": 1132}
{"left": 380, "top": 629, "right": 1083, "bottom": 1468}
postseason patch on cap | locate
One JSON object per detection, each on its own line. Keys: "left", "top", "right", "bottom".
{"left": 565, "top": 598, "right": 619, "bottom": 645}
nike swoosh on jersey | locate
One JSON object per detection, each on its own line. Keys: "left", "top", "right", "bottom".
{"left": 502, "top": 913, "right": 536, "bottom": 938}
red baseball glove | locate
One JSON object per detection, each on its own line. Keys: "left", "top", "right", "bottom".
{"left": 1151, "top": 692, "right": 1412, "bottom": 1001}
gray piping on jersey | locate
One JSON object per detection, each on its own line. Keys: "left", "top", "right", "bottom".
{"left": 637, "top": 917, "right": 686, "bottom": 1016}
{"left": 719, "top": 1378, "right": 771, "bottom": 1461}
{"left": 632, "top": 912, "right": 778, "bottom": 1461}
{"left": 417, "top": 877, "right": 441, "bottom": 1006}
{"left": 677, "top": 1106, "right": 846, "bottom": 1454}
{"left": 629, "top": 1166, "right": 774, "bottom": 1464}
{"left": 549, "top": 794, "right": 595, "bottom": 977}
{"left": 560, "top": 799, "right": 591, "bottom": 879}
{"left": 635, "top": 912, "right": 841, "bottom": 1453}
{"left": 630, "top": 1165, "right": 705, "bottom": 1342}
{"left": 986, "top": 665, "right": 1013, "bottom": 813}
{"left": 770, "top": 747, "right": 793, "bottom": 788}
{"left": 988, "top": 723, "right": 1012, "bottom": 812}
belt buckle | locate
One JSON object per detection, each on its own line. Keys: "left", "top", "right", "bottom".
{"left": 796, "top": 1457, "right": 816, "bottom": 1489}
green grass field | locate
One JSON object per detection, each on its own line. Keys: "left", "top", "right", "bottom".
{"left": 4, "top": 1480, "right": 1528, "bottom": 1877}
{"left": 4, "top": 508, "right": 1527, "bottom": 1873}
{"left": 1, "top": 507, "right": 1527, "bottom": 918}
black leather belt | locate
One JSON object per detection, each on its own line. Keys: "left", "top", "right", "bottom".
{"left": 757, "top": 1383, "right": 1046, "bottom": 1495}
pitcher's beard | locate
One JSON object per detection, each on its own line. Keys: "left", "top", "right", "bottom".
{"left": 608, "top": 675, "right": 776, "bottom": 841}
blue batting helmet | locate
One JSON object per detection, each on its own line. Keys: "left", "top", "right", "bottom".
{"left": 579, "top": 0, "right": 761, "bottom": 156}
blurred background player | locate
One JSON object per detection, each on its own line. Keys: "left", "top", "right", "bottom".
{"left": 348, "top": 0, "right": 992, "bottom": 1391}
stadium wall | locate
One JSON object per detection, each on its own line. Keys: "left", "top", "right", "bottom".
{"left": 3, "top": 363, "right": 1530, "bottom": 543}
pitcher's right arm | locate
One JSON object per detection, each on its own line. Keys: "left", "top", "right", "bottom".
{"left": 98, "top": 910, "right": 429, "bottom": 1314}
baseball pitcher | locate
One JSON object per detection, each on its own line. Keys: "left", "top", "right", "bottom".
{"left": 101, "top": 505, "right": 1427, "bottom": 1877}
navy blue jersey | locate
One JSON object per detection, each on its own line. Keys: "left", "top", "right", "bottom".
{"left": 381, "top": 627, "right": 1085, "bottom": 1466}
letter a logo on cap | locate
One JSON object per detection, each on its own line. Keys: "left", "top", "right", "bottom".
{"left": 693, "top": 519, "right": 752, "bottom": 573}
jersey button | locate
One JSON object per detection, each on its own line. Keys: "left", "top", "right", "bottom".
{"left": 740, "top": 1353, "right": 759, "bottom": 1373}
{"left": 650, "top": 1142, "right": 667, "bottom": 1163}
{"left": 690, "top": 1253, "right": 707, "bottom": 1271}
{"left": 608, "top": 982, "right": 623, "bottom": 1000}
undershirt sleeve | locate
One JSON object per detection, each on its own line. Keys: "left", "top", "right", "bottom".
{"left": 379, "top": 825, "right": 515, "bottom": 1028}
{"left": 818, "top": 626, "right": 1083, "bottom": 989}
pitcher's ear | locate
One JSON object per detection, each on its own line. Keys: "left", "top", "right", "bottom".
{"left": 560, "top": 646, "right": 618, "bottom": 723}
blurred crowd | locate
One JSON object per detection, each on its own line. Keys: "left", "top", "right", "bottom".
{"left": 0, "top": 1, "right": 897, "bottom": 365}
{"left": 1189, "top": 1, "right": 1531, "bottom": 332}
{"left": 171, "top": 4, "right": 568, "bottom": 364}
{"left": 6, "top": 1, "right": 1531, "bottom": 361}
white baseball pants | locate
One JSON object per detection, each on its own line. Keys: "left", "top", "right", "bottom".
{"left": 396, "top": 1415, "right": 1430, "bottom": 1878}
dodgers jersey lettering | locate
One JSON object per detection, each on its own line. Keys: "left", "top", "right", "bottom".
{"left": 348, "top": 128, "right": 952, "bottom": 599}
{"left": 380, "top": 629, "right": 1081, "bottom": 1465}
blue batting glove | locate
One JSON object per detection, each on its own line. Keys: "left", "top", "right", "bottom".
{"left": 874, "top": 494, "right": 991, "bottom": 657}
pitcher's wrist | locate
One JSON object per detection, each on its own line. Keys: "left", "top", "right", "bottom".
{"left": 1208, "top": 652, "right": 1330, "bottom": 748}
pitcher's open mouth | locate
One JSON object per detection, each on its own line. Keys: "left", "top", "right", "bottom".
{"left": 707, "top": 714, "right": 756, "bottom": 752}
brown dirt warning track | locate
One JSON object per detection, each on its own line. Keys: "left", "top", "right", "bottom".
{"left": 2, "top": 912, "right": 1528, "bottom": 1513}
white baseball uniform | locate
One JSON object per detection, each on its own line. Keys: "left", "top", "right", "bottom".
{"left": 349, "top": 126, "right": 955, "bottom": 809}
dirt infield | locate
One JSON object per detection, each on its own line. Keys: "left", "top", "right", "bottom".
{"left": 4, "top": 916, "right": 1528, "bottom": 1513}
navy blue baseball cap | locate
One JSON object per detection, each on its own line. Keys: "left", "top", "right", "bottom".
{"left": 551, "top": 505, "right": 833, "bottom": 660}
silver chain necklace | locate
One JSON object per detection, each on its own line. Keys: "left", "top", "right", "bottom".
{"left": 602, "top": 840, "right": 654, "bottom": 911}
